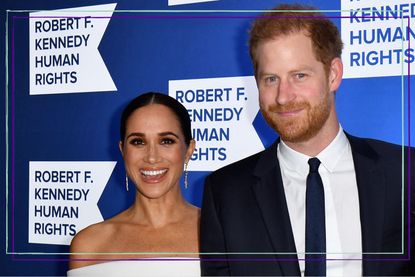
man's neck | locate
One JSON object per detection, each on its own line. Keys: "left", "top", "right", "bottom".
{"left": 284, "top": 122, "right": 340, "bottom": 157}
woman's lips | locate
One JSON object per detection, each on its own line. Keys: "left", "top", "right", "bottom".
{"left": 140, "top": 168, "right": 168, "bottom": 183}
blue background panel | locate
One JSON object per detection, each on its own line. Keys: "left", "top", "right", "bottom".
{"left": 2, "top": 0, "right": 414, "bottom": 275}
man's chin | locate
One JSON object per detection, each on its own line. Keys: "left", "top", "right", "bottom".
{"left": 279, "top": 132, "right": 304, "bottom": 143}
{"left": 274, "top": 122, "right": 310, "bottom": 142}
{"left": 278, "top": 127, "right": 321, "bottom": 143}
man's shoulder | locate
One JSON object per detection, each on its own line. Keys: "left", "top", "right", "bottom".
{"left": 346, "top": 134, "right": 413, "bottom": 161}
{"left": 206, "top": 142, "right": 278, "bottom": 183}
{"left": 211, "top": 148, "right": 267, "bottom": 176}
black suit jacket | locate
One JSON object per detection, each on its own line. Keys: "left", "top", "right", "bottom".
{"left": 200, "top": 134, "right": 415, "bottom": 276}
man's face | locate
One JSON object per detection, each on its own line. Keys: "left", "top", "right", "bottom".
{"left": 256, "top": 32, "right": 339, "bottom": 143}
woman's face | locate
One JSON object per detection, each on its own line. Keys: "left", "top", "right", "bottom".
{"left": 120, "top": 104, "right": 195, "bottom": 199}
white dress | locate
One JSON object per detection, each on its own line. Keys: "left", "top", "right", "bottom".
{"left": 67, "top": 258, "right": 201, "bottom": 276}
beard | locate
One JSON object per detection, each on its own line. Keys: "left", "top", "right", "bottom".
{"left": 260, "top": 92, "right": 331, "bottom": 143}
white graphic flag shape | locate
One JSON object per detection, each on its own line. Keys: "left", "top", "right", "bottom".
{"left": 28, "top": 161, "right": 116, "bottom": 245}
{"left": 29, "top": 3, "right": 117, "bottom": 95}
{"left": 168, "top": 0, "right": 218, "bottom": 6}
{"left": 169, "top": 76, "right": 264, "bottom": 172}
{"left": 341, "top": 0, "right": 414, "bottom": 78}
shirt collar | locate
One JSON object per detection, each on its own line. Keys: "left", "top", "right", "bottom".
{"left": 317, "top": 126, "right": 349, "bottom": 172}
{"left": 277, "top": 125, "right": 349, "bottom": 174}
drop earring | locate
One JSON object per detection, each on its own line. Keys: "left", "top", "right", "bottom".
{"left": 125, "top": 174, "right": 129, "bottom": 191}
{"left": 184, "top": 162, "right": 189, "bottom": 189}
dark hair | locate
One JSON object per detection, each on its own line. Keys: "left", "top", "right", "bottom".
{"left": 249, "top": 4, "right": 343, "bottom": 75}
{"left": 120, "top": 92, "right": 192, "bottom": 146}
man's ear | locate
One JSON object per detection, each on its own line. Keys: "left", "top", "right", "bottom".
{"left": 329, "top": 57, "right": 343, "bottom": 92}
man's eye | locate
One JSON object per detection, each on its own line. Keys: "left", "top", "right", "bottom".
{"left": 295, "top": 73, "right": 306, "bottom": 79}
{"left": 265, "top": 76, "right": 277, "bottom": 83}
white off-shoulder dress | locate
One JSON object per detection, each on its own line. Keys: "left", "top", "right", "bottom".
{"left": 67, "top": 258, "right": 200, "bottom": 276}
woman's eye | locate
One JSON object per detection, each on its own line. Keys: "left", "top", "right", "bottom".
{"left": 130, "top": 138, "right": 144, "bottom": 145}
{"left": 161, "top": 138, "right": 175, "bottom": 145}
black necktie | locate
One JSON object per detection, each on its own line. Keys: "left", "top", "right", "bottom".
{"left": 305, "top": 157, "right": 326, "bottom": 276}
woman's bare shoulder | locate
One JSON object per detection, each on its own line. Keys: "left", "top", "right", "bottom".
{"left": 69, "top": 218, "right": 122, "bottom": 269}
{"left": 71, "top": 222, "right": 108, "bottom": 248}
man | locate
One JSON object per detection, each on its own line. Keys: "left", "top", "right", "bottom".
{"left": 200, "top": 4, "right": 414, "bottom": 276}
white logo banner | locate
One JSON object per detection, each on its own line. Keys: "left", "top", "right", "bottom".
{"left": 169, "top": 76, "right": 264, "bottom": 171}
{"left": 29, "top": 3, "right": 117, "bottom": 95}
{"left": 341, "top": 0, "right": 415, "bottom": 78}
{"left": 168, "top": 0, "right": 218, "bottom": 6}
{"left": 28, "top": 161, "right": 116, "bottom": 245}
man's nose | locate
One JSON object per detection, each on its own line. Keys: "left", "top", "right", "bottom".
{"left": 276, "top": 79, "right": 296, "bottom": 105}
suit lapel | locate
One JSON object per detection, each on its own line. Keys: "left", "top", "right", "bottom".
{"left": 348, "top": 135, "right": 386, "bottom": 276}
{"left": 252, "top": 141, "right": 301, "bottom": 276}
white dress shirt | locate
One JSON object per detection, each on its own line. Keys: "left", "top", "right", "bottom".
{"left": 277, "top": 126, "right": 362, "bottom": 276}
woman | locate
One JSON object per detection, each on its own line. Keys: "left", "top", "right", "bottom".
{"left": 68, "top": 92, "right": 199, "bottom": 276}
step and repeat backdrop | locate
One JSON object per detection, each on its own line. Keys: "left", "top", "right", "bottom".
{"left": 2, "top": 0, "right": 414, "bottom": 275}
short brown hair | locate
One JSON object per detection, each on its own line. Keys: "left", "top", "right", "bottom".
{"left": 249, "top": 4, "right": 343, "bottom": 75}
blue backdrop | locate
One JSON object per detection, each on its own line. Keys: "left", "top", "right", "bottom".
{"left": 2, "top": 0, "right": 414, "bottom": 275}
